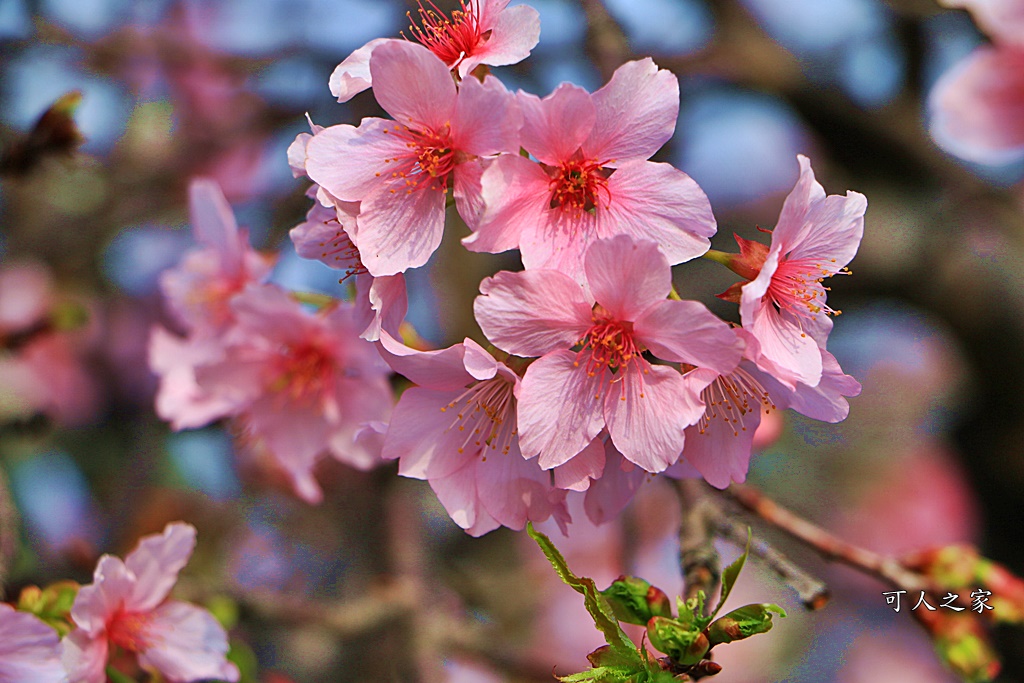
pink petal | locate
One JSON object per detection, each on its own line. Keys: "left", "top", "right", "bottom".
{"left": 289, "top": 201, "right": 359, "bottom": 270}
{"left": 245, "top": 396, "right": 331, "bottom": 499}
{"left": 584, "top": 234, "right": 671, "bottom": 321}
{"left": 680, "top": 405, "right": 759, "bottom": 489}
{"left": 376, "top": 331, "right": 474, "bottom": 390}
{"left": 429, "top": 462, "right": 501, "bottom": 536}
{"left": 929, "top": 45, "right": 1024, "bottom": 165}
{"left": 460, "top": 3, "right": 541, "bottom": 75}
{"left": 744, "top": 298, "right": 823, "bottom": 388}
{"left": 358, "top": 273, "right": 408, "bottom": 342}
{"left": 553, "top": 436, "right": 606, "bottom": 491}
{"left": 329, "top": 38, "right": 392, "bottom": 102}
{"left": 518, "top": 207, "right": 601, "bottom": 285}
{"left": 149, "top": 328, "right": 238, "bottom": 430}
{"left": 635, "top": 299, "right": 743, "bottom": 374}
{"left": 385, "top": 387, "right": 475, "bottom": 479}
{"left": 773, "top": 158, "right": 866, "bottom": 266}
{"left": 780, "top": 349, "right": 861, "bottom": 422}
{"left": 61, "top": 629, "right": 108, "bottom": 683}
{"left": 476, "top": 439, "right": 562, "bottom": 529}
{"left": 304, "top": 119, "right": 410, "bottom": 203}
{"left": 370, "top": 41, "right": 456, "bottom": 130}
{"left": 597, "top": 160, "right": 716, "bottom": 264}
{"left": 474, "top": 270, "right": 593, "bottom": 357}
{"left": 350, "top": 177, "right": 446, "bottom": 276}
{"left": 452, "top": 75, "right": 521, "bottom": 157}
{"left": 72, "top": 555, "right": 133, "bottom": 636}
{"left": 585, "top": 58, "right": 679, "bottom": 163}
{"left": 0, "top": 262, "right": 53, "bottom": 334}
{"left": 463, "top": 153, "right": 549, "bottom": 252}
{"left": 518, "top": 84, "right": 596, "bottom": 165}
{"left": 287, "top": 132, "right": 311, "bottom": 177}
{"left": 124, "top": 522, "right": 197, "bottom": 612}
{"left": 583, "top": 445, "right": 647, "bottom": 525}
{"left": 603, "top": 364, "right": 693, "bottom": 473}
{"left": 462, "top": 337, "right": 502, "bottom": 381}
{"left": 188, "top": 178, "right": 242, "bottom": 278}
{"left": 0, "top": 605, "right": 66, "bottom": 683}
{"left": 518, "top": 351, "right": 606, "bottom": 468}
{"left": 138, "top": 601, "right": 239, "bottom": 683}
{"left": 941, "top": 0, "right": 1024, "bottom": 47}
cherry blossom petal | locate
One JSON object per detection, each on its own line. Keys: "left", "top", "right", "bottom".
{"left": 304, "top": 119, "right": 410, "bottom": 203}
{"left": 464, "top": 153, "right": 549, "bottom": 253}
{"left": 518, "top": 208, "right": 602, "bottom": 285}
{"left": 681, "top": 406, "right": 759, "bottom": 489}
{"left": 72, "top": 556, "right": 133, "bottom": 635}
{"left": 430, "top": 462, "right": 501, "bottom": 536}
{"left": 287, "top": 132, "right": 311, "bottom": 177}
{"left": 453, "top": 157, "right": 488, "bottom": 228}
{"left": 149, "top": 328, "right": 239, "bottom": 430}
{"left": 518, "top": 85, "right": 596, "bottom": 165}
{"left": 475, "top": 270, "right": 593, "bottom": 357}
{"left": 584, "top": 234, "right": 671, "bottom": 320}
{"left": 385, "top": 388, "right": 476, "bottom": 479}
{"left": 461, "top": 2, "right": 541, "bottom": 75}
{"left": 138, "top": 602, "right": 239, "bottom": 683}
{"left": 329, "top": 38, "right": 392, "bottom": 102}
{"left": 289, "top": 201, "right": 359, "bottom": 270}
{"left": 553, "top": 437, "right": 606, "bottom": 491}
{"left": 376, "top": 331, "right": 474, "bottom": 390}
{"left": 777, "top": 349, "right": 861, "bottom": 422}
{"left": 518, "top": 351, "right": 606, "bottom": 468}
{"left": 585, "top": 58, "right": 679, "bottom": 164}
{"left": 357, "top": 273, "right": 407, "bottom": 342}
{"left": 603, "top": 364, "right": 693, "bottom": 473}
{"left": 583, "top": 445, "right": 648, "bottom": 525}
{"left": 462, "top": 337, "right": 502, "bottom": 381}
{"left": 745, "top": 298, "right": 823, "bottom": 388}
{"left": 941, "top": 0, "right": 1024, "bottom": 46}
{"left": 245, "top": 396, "right": 332, "bottom": 502}
{"left": 452, "top": 75, "right": 521, "bottom": 157}
{"left": 597, "top": 160, "right": 716, "bottom": 265}
{"left": 61, "top": 629, "right": 107, "bottom": 683}
{"left": 188, "top": 179, "right": 242, "bottom": 277}
{"left": 0, "top": 262, "right": 52, "bottom": 334}
{"left": 634, "top": 299, "right": 743, "bottom": 374}
{"left": 773, "top": 155, "right": 826, "bottom": 247}
{"left": 929, "top": 45, "right": 1024, "bottom": 165}
{"left": 0, "top": 605, "right": 66, "bottom": 683}
{"left": 352, "top": 179, "right": 447, "bottom": 276}
{"left": 125, "top": 522, "right": 197, "bottom": 612}
{"left": 476, "top": 440, "right": 561, "bottom": 529}
{"left": 370, "top": 41, "right": 457, "bottom": 129}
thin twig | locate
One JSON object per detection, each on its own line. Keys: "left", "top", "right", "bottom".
{"left": 672, "top": 479, "right": 720, "bottom": 607}
{"left": 0, "top": 466, "right": 17, "bottom": 600}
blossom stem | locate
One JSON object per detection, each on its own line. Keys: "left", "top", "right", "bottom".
{"left": 668, "top": 285, "right": 683, "bottom": 302}
{"left": 725, "top": 483, "right": 926, "bottom": 592}
{"left": 701, "top": 249, "right": 734, "bottom": 269}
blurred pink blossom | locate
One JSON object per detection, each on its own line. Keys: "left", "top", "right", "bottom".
{"left": 0, "top": 603, "right": 66, "bottom": 683}
{"left": 465, "top": 58, "right": 715, "bottom": 284}
{"left": 942, "top": 0, "right": 1024, "bottom": 46}
{"left": 62, "top": 522, "right": 239, "bottom": 683}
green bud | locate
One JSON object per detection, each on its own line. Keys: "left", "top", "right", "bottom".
{"left": 706, "top": 603, "right": 786, "bottom": 646}
{"left": 601, "top": 576, "right": 673, "bottom": 626}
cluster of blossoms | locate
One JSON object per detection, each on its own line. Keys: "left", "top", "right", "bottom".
{"left": 930, "top": 0, "right": 1024, "bottom": 164}
{"left": 0, "top": 523, "right": 237, "bottom": 683}
{"left": 151, "top": 0, "right": 867, "bottom": 536}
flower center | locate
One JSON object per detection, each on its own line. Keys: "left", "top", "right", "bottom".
{"left": 316, "top": 222, "right": 367, "bottom": 281}
{"left": 380, "top": 123, "right": 455, "bottom": 194}
{"left": 273, "top": 341, "right": 335, "bottom": 403}
{"left": 575, "top": 307, "right": 647, "bottom": 399}
{"left": 406, "top": 0, "right": 486, "bottom": 69}
{"left": 108, "top": 610, "right": 154, "bottom": 653}
{"left": 440, "top": 376, "right": 517, "bottom": 459}
{"left": 697, "top": 368, "right": 774, "bottom": 436}
{"left": 548, "top": 156, "right": 611, "bottom": 215}
{"left": 767, "top": 257, "right": 848, "bottom": 319}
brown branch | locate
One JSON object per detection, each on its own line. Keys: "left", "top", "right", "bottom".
{"left": 580, "top": 0, "right": 631, "bottom": 80}
{"left": 0, "top": 466, "right": 17, "bottom": 600}
{"left": 672, "top": 479, "right": 721, "bottom": 607}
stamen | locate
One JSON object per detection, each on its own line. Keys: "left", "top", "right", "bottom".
{"left": 440, "top": 376, "right": 517, "bottom": 457}
{"left": 697, "top": 368, "right": 775, "bottom": 437}
{"left": 573, "top": 308, "right": 647, "bottom": 401}
{"left": 404, "top": 0, "right": 485, "bottom": 69}
{"left": 547, "top": 156, "right": 612, "bottom": 215}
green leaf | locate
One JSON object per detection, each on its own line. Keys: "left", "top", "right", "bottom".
{"left": 105, "top": 666, "right": 137, "bottom": 683}
{"left": 528, "top": 523, "right": 637, "bottom": 656}
{"left": 601, "top": 576, "right": 673, "bottom": 625}
{"left": 706, "top": 603, "right": 787, "bottom": 646}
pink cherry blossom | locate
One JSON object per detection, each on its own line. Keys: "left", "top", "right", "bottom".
{"left": 159, "top": 178, "right": 274, "bottom": 333}
{"left": 289, "top": 194, "right": 408, "bottom": 342}
{"left": 928, "top": 45, "right": 1024, "bottom": 165}
{"left": 0, "top": 603, "right": 66, "bottom": 683}
{"left": 668, "top": 328, "right": 860, "bottom": 488}
{"left": 329, "top": 0, "right": 540, "bottom": 102}
{"left": 0, "top": 261, "right": 53, "bottom": 336}
{"left": 941, "top": 0, "right": 1024, "bottom": 46}
{"left": 378, "top": 331, "right": 569, "bottom": 535}
{"left": 306, "top": 40, "right": 521, "bottom": 276}
{"left": 723, "top": 155, "right": 865, "bottom": 389}
{"left": 475, "top": 235, "right": 742, "bottom": 473}
{"left": 62, "top": 522, "right": 239, "bottom": 683}
{"left": 464, "top": 58, "right": 716, "bottom": 284}
{"left": 188, "top": 285, "right": 393, "bottom": 503}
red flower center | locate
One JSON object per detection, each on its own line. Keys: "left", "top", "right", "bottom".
{"left": 548, "top": 155, "right": 611, "bottom": 215}
{"left": 697, "top": 368, "right": 774, "bottom": 436}
{"left": 441, "top": 376, "right": 517, "bottom": 459}
{"left": 407, "top": 0, "right": 488, "bottom": 69}
{"left": 575, "top": 306, "right": 647, "bottom": 399}
{"left": 380, "top": 123, "right": 455, "bottom": 194}
{"left": 108, "top": 610, "right": 154, "bottom": 653}
{"left": 767, "top": 257, "right": 847, "bottom": 319}
{"left": 274, "top": 341, "right": 335, "bottom": 403}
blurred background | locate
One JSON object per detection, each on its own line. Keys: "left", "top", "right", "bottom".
{"left": 1, "top": 0, "right": 1023, "bottom": 680}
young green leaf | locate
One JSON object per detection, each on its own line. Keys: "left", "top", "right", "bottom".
{"left": 601, "top": 576, "right": 673, "bottom": 625}
{"left": 706, "top": 603, "right": 787, "bottom": 646}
